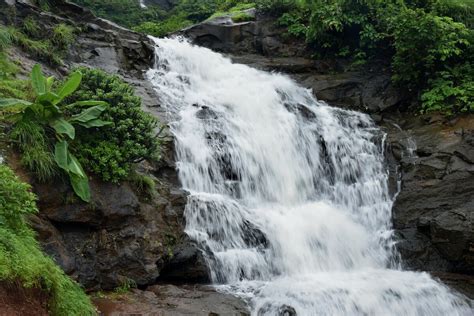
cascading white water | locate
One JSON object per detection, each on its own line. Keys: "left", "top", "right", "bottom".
{"left": 147, "top": 37, "right": 472, "bottom": 315}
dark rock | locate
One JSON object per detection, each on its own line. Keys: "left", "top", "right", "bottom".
{"left": 158, "top": 237, "right": 211, "bottom": 283}
{"left": 387, "top": 115, "right": 474, "bottom": 274}
{"left": 279, "top": 305, "right": 297, "bottom": 316}
{"left": 181, "top": 15, "right": 306, "bottom": 57}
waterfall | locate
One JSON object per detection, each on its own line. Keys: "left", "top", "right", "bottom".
{"left": 147, "top": 37, "right": 472, "bottom": 315}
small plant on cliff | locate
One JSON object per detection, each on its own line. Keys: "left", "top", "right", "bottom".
{"left": 68, "top": 67, "right": 159, "bottom": 183}
{"left": 0, "top": 64, "right": 111, "bottom": 202}
{"left": 0, "top": 164, "right": 95, "bottom": 315}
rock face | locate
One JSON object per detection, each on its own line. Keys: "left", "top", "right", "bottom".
{"left": 387, "top": 115, "right": 474, "bottom": 274}
{"left": 183, "top": 13, "right": 474, "bottom": 281}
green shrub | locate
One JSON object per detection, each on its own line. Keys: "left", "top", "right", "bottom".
{"left": 421, "top": 64, "right": 474, "bottom": 114}
{"left": 390, "top": 8, "right": 470, "bottom": 90}
{"left": 0, "top": 164, "right": 95, "bottom": 315}
{"left": 68, "top": 68, "right": 159, "bottom": 183}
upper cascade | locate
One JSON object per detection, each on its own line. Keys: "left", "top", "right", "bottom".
{"left": 146, "top": 37, "right": 472, "bottom": 315}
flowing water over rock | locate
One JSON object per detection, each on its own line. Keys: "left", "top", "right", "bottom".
{"left": 147, "top": 37, "right": 472, "bottom": 315}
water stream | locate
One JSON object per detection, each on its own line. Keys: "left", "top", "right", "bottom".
{"left": 147, "top": 37, "right": 471, "bottom": 315}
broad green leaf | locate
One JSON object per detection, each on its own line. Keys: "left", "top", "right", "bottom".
{"left": 37, "top": 92, "right": 61, "bottom": 106}
{"left": 46, "top": 76, "right": 55, "bottom": 92}
{"left": 54, "top": 140, "right": 69, "bottom": 171}
{"left": 0, "top": 98, "right": 32, "bottom": 109}
{"left": 57, "top": 71, "right": 82, "bottom": 101}
{"left": 50, "top": 118, "right": 75, "bottom": 139}
{"left": 70, "top": 105, "right": 106, "bottom": 123}
{"left": 67, "top": 153, "right": 86, "bottom": 178}
{"left": 78, "top": 119, "right": 113, "bottom": 128}
{"left": 31, "top": 64, "right": 46, "bottom": 95}
{"left": 70, "top": 174, "right": 91, "bottom": 202}
{"left": 65, "top": 100, "right": 108, "bottom": 109}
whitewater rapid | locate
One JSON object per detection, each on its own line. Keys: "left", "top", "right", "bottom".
{"left": 147, "top": 37, "right": 472, "bottom": 315}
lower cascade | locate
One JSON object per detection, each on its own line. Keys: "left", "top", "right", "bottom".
{"left": 147, "top": 38, "right": 472, "bottom": 315}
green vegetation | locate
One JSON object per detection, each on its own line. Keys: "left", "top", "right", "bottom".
{"left": 129, "top": 170, "right": 156, "bottom": 198}
{"left": 4, "top": 16, "right": 76, "bottom": 65}
{"left": 255, "top": 0, "right": 474, "bottom": 115}
{"left": 0, "top": 65, "right": 111, "bottom": 201}
{"left": 0, "top": 164, "right": 95, "bottom": 315}
{"left": 133, "top": 14, "right": 193, "bottom": 37}
{"left": 68, "top": 68, "right": 159, "bottom": 183}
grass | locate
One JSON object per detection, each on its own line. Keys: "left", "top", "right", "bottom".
{"left": 3, "top": 16, "right": 75, "bottom": 65}
{"left": 0, "top": 164, "right": 95, "bottom": 315}
{"left": 128, "top": 170, "right": 156, "bottom": 198}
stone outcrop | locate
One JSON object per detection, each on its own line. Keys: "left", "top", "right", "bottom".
{"left": 386, "top": 115, "right": 474, "bottom": 274}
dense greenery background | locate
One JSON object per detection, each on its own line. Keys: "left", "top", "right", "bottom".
{"left": 73, "top": 0, "right": 473, "bottom": 115}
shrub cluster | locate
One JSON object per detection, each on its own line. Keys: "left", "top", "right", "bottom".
{"left": 68, "top": 68, "right": 159, "bottom": 183}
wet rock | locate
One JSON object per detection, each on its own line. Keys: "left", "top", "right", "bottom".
{"left": 94, "top": 285, "right": 249, "bottom": 316}
{"left": 158, "top": 237, "right": 211, "bottom": 283}
{"left": 279, "top": 305, "right": 297, "bottom": 316}
{"left": 387, "top": 116, "right": 474, "bottom": 274}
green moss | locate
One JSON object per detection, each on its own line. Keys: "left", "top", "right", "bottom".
{"left": 0, "top": 164, "right": 95, "bottom": 315}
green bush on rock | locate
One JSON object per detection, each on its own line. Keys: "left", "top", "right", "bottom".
{"left": 0, "top": 164, "right": 95, "bottom": 315}
{"left": 68, "top": 67, "right": 159, "bottom": 183}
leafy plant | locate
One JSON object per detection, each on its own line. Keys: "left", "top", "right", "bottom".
{"left": 0, "top": 64, "right": 111, "bottom": 201}
{"left": 390, "top": 8, "right": 470, "bottom": 90}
